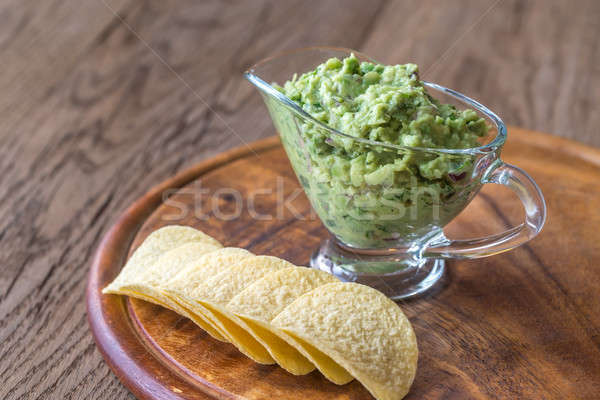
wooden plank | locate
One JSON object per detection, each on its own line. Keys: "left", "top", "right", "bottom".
{"left": 1, "top": 0, "right": 599, "bottom": 398}
{"left": 363, "top": 0, "right": 600, "bottom": 146}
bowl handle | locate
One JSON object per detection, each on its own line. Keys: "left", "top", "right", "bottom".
{"left": 423, "top": 162, "right": 546, "bottom": 259}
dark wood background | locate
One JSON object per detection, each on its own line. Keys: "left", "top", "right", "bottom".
{"left": 0, "top": 1, "right": 598, "bottom": 399}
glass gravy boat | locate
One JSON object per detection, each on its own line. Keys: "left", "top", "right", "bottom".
{"left": 245, "top": 47, "right": 546, "bottom": 299}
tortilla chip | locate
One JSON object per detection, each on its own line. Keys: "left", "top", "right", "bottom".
{"left": 190, "top": 256, "right": 296, "bottom": 305}
{"left": 272, "top": 282, "right": 418, "bottom": 400}
{"left": 102, "top": 236, "right": 223, "bottom": 338}
{"left": 103, "top": 241, "right": 220, "bottom": 296}
{"left": 222, "top": 268, "right": 339, "bottom": 375}
{"left": 166, "top": 256, "right": 294, "bottom": 364}
{"left": 103, "top": 225, "right": 222, "bottom": 295}
{"left": 164, "top": 247, "right": 255, "bottom": 298}
{"left": 228, "top": 267, "right": 339, "bottom": 321}
{"left": 274, "top": 330, "right": 354, "bottom": 384}
{"left": 159, "top": 247, "right": 255, "bottom": 341}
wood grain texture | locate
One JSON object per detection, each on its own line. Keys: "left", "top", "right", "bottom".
{"left": 87, "top": 130, "right": 600, "bottom": 399}
{"left": 1, "top": 0, "right": 599, "bottom": 399}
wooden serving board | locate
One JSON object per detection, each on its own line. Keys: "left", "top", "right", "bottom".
{"left": 87, "top": 128, "right": 600, "bottom": 399}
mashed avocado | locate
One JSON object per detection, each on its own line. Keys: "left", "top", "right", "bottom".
{"left": 271, "top": 54, "right": 489, "bottom": 248}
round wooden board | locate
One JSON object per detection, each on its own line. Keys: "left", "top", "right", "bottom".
{"left": 87, "top": 129, "right": 600, "bottom": 400}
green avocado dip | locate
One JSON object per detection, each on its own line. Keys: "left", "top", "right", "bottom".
{"left": 269, "top": 54, "right": 490, "bottom": 248}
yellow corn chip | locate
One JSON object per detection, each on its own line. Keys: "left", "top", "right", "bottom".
{"left": 274, "top": 330, "right": 354, "bottom": 384}
{"left": 226, "top": 268, "right": 340, "bottom": 375}
{"left": 166, "top": 256, "right": 294, "bottom": 364}
{"left": 160, "top": 247, "right": 255, "bottom": 341}
{"left": 103, "top": 241, "right": 220, "bottom": 298}
{"left": 228, "top": 267, "right": 339, "bottom": 321}
{"left": 272, "top": 282, "right": 418, "bottom": 400}
{"left": 102, "top": 228, "right": 223, "bottom": 338}
{"left": 164, "top": 247, "right": 255, "bottom": 298}
{"left": 191, "top": 256, "right": 295, "bottom": 305}
{"left": 103, "top": 225, "right": 221, "bottom": 295}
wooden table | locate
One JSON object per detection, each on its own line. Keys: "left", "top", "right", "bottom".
{"left": 1, "top": 1, "right": 599, "bottom": 399}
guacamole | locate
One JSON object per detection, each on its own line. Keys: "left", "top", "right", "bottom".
{"left": 270, "top": 54, "right": 489, "bottom": 248}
